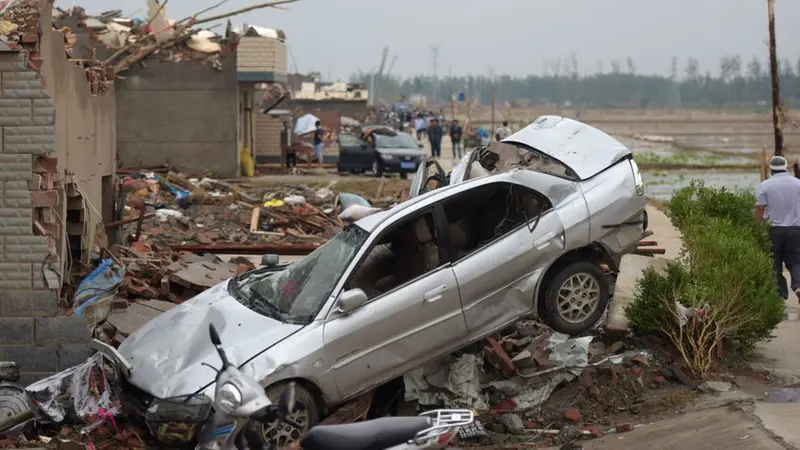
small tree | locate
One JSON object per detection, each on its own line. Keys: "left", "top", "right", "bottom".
{"left": 626, "top": 181, "right": 783, "bottom": 378}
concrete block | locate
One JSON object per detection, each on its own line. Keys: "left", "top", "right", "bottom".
{"left": 1, "top": 180, "right": 31, "bottom": 207}
{"left": 607, "top": 255, "right": 671, "bottom": 330}
{"left": 3, "top": 125, "right": 55, "bottom": 154}
{"left": 35, "top": 316, "right": 90, "bottom": 345}
{"left": 31, "top": 98, "right": 54, "bottom": 125}
{"left": 0, "top": 262, "right": 32, "bottom": 289}
{"left": 0, "top": 318, "right": 34, "bottom": 344}
{"left": 0, "top": 207, "right": 32, "bottom": 236}
{"left": 3, "top": 235, "right": 49, "bottom": 263}
{"left": 0, "top": 289, "right": 58, "bottom": 316}
{"left": 0, "top": 98, "right": 33, "bottom": 126}
{"left": 0, "top": 53, "right": 25, "bottom": 71}
{"left": 58, "top": 343, "right": 93, "bottom": 370}
{"left": 6, "top": 345, "right": 58, "bottom": 372}
{"left": 0, "top": 153, "right": 32, "bottom": 181}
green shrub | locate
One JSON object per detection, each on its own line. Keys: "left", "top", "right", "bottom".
{"left": 625, "top": 181, "right": 784, "bottom": 376}
{"left": 668, "top": 179, "right": 771, "bottom": 252}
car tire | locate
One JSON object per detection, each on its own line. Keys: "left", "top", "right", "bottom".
{"left": 260, "top": 382, "right": 320, "bottom": 447}
{"left": 372, "top": 157, "right": 384, "bottom": 178}
{"left": 541, "top": 261, "right": 610, "bottom": 335}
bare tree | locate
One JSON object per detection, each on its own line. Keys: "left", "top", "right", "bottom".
{"left": 670, "top": 56, "right": 679, "bottom": 80}
{"left": 747, "top": 56, "right": 763, "bottom": 80}
{"left": 596, "top": 59, "right": 604, "bottom": 74}
{"left": 569, "top": 52, "right": 579, "bottom": 78}
{"left": 685, "top": 58, "right": 700, "bottom": 80}
{"left": 610, "top": 59, "right": 622, "bottom": 74}
{"left": 626, "top": 57, "right": 636, "bottom": 74}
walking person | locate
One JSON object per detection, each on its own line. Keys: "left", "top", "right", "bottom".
{"left": 449, "top": 119, "right": 463, "bottom": 160}
{"left": 313, "top": 120, "right": 324, "bottom": 167}
{"left": 414, "top": 116, "right": 425, "bottom": 141}
{"left": 756, "top": 155, "right": 800, "bottom": 300}
{"left": 281, "top": 120, "right": 296, "bottom": 170}
{"left": 495, "top": 120, "right": 512, "bottom": 141}
{"left": 427, "top": 118, "right": 443, "bottom": 158}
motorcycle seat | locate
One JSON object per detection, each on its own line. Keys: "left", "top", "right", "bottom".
{"left": 300, "top": 416, "right": 431, "bottom": 450}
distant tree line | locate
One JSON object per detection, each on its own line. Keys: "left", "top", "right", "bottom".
{"left": 350, "top": 56, "right": 800, "bottom": 108}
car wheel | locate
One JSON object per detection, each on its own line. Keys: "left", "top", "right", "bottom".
{"left": 261, "top": 382, "right": 320, "bottom": 447}
{"left": 542, "top": 261, "right": 609, "bottom": 335}
{"left": 372, "top": 157, "right": 384, "bottom": 177}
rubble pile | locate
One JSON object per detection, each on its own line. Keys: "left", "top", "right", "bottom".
{"left": 407, "top": 322, "right": 697, "bottom": 447}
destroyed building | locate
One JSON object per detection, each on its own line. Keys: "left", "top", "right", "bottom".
{"left": 57, "top": 6, "right": 289, "bottom": 178}
{"left": 0, "top": 2, "right": 114, "bottom": 384}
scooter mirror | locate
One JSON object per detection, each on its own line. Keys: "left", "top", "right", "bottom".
{"left": 209, "top": 323, "right": 222, "bottom": 346}
{"left": 280, "top": 381, "right": 297, "bottom": 413}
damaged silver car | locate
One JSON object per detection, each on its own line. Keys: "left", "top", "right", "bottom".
{"left": 98, "top": 115, "right": 646, "bottom": 446}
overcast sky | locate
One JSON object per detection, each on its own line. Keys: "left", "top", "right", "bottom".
{"left": 56, "top": 0, "right": 800, "bottom": 80}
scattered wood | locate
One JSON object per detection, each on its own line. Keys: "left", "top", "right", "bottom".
{"left": 249, "top": 207, "right": 261, "bottom": 232}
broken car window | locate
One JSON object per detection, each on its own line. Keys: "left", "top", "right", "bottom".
{"left": 232, "top": 226, "right": 368, "bottom": 323}
{"left": 441, "top": 183, "right": 550, "bottom": 261}
{"left": 347, "top": 212, "right": 441, "bottom": 300}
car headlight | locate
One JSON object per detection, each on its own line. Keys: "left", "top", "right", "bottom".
{"left": 381, "top": 154, "right": 395, "bottom": 160}
{"left": 218, "top": 383, "right": 242, "bottom": 414}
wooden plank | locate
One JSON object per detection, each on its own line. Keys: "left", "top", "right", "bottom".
{"left": 250, "top": 207, "right": 261, "bottom": 232}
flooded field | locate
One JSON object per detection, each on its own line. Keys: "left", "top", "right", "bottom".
{"left": 643, "top": 169, "right": 760, "bottom": 201}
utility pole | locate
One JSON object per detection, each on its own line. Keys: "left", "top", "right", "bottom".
{"left": 767, "top": 0, "right": 784, "bottom": 156}
{"left": 489, "top": 68, "right": 496, "bottom": 134}
{"left": 431, "top": 45, "right": 439, "bottom": 103}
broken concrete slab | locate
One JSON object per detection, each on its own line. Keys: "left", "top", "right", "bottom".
{"left": 169, "top": 261, "right": 238, "bottom": 290}
{"left": 106, "top": 302, "right": 167, "bottom": 337}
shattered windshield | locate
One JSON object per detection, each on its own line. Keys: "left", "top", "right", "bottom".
{"left": 231, "top": 226, "right": 368, "bottom": 323}
{"left": 375, "top": 132, "right": 418, "bottom": 149}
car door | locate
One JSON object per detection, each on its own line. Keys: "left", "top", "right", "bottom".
{"left": 337, "top": 134, "right": 371, "bottom": 171}
{"left": 449, "top": 183, "right": 566, "bottom": 336}
{"left": 322, "top": 210, "right": 467, "bottom": 399}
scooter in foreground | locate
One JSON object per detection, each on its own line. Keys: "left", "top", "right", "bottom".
{"left": 198, "top": 323, "right": 474, "bottom": 450}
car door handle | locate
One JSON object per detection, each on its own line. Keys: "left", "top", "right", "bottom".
{"left": 423, "top": 284, "right": 448, "bottom": 302}
{"left": 534, "top": 231, "right": 555, "bottom": 249}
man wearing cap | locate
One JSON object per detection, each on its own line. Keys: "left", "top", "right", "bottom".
{"left": 756, "top": 155, "right": 800, "bottom": 300}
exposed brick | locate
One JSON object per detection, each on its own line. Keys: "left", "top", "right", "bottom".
{"left": 20, "top": 33, "right": 38, "bottom": 44}
{"left": 30, "top": 190, "right": 57, "bottom": 207}
{"left": 27, "top": 173, "right": 41, "bottom": 190}
{"left": 6, "top": 345, "right": 57, "bottom": 372}
{"left": 58, "top": 344, "right": 93, "bottom": 370}
{"left": 35, "top": 317, "right": 90, "bottom": 346}
{"left": 0, "top": 289, "right": 57, "bottom": 316}
{"left": 31, "top": 155, "right": 56, "bottom": 173}
{"left": 40, "top": 172, "right": 54, "bottom": 189}
{"left": 3, "top": 235, "right": 49, "bottom": 263}
{"left": 39, "top": 206, "right": 56, "bottom": 224}
{"left": 0, "top": 263, "right": 32, "bottom": 289}
{"left": 0, "top": 153, "right": 32, "bottom": 181}
{"left": 0, "top": 53, "right": 25, "bottom": 71}
{"left": 0, "top": 98, "right": 33, "bottom": 126}
{"left": 1, "top": 180, "right": 31, "bottom": 207}
{"left": 3, "top": 125, "right": 55, "bottom": 154}
{"left": 26, "top": 57, "right": 42, "bottom": 73}
{"left": 0, "top": 318, "right": 34, "bottom": 344}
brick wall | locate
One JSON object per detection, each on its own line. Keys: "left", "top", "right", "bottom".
{"left": 0, "top": 48, "right": 90, "bottom": 384}
{"left": 236, "top": 37, "right": 287, "bottom": 73}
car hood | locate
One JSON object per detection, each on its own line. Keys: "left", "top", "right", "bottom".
{"left": 118, "top": 281, "right": 303, "bottom": 399}
{"left": 376, "top": 148, "right": 426, "bottom": 157}
{"left": 502, "top": 115, "right": 631, "bottom": 180}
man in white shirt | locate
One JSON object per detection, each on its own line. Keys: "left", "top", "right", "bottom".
{"left": 495, "top": 120, "right": 512, "bottom": 141}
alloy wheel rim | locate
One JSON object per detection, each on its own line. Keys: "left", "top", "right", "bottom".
{"left": 261, "top": 404, "right": 309, "bottom": 447}
{"left": 556, "top": 273, "right": 601, "bottom": 324}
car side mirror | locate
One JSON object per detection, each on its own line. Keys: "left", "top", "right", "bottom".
{"left": 337, "top": 288, "right": 368, "bottom": 314}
